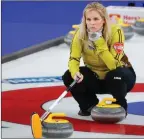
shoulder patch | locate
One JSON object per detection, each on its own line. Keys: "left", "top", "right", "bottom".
{"left": 113, "top": 42, "right": 124, "bottom": 54}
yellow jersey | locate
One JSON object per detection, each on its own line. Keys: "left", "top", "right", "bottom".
{"left": 68, "top": 24, "right": 132, "bottom": 79}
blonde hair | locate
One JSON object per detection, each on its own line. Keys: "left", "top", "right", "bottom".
{"left": 79, "top": 2, "right": 111, "bottom": 43}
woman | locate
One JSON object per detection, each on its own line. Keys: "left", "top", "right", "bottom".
{"left": 62, "top": 2, "right": 136, "bottom": 116}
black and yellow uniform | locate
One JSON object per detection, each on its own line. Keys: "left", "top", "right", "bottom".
{"left": 69, "top": 24, "right": 131, "bottom": 79}
{"left": 62, "top": 24, "right": 136, "bottom": 116}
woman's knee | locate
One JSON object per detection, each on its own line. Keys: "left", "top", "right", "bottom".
{"left": 61, "top": 67, "right": 91, "bottom": 87}
{"left": 62, "top": 69, "right": 86, "bottom": 96}
{"left": 105, "top": 67, "right": 136, "bottom": 92}
{"left": 79, "top": 67, "right": 98, "bottom": 83}
{"left": 62, "top": 70, "right": 73, "bottom": 87}
{"left": 105, "top": 67, "right": 124, "bottom": 81}
{"left": 80, "top": 67, "right": 98, "bottom": 76}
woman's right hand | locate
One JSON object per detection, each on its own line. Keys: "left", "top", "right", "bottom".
{"left": 74, "top": 72, "right": 84, "bottom": 83}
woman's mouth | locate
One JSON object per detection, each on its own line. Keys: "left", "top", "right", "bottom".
{"left": 89, "top": 27, "right": 98, "bottom": 32}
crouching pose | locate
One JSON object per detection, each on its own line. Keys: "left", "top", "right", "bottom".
{"left": 62, "top": 2, "right": 136, "bottom": 116}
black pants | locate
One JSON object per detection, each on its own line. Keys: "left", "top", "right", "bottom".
{"left": 62, "top": 66, "right": 136, "bottom": 112}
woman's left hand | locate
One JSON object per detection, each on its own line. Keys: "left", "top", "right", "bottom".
{"left": 88, "top": 30, "right": 102, "bottom": 41}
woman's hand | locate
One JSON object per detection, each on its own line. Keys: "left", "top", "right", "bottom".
{"left": 88, "top": 28, "right": 103, "bottom": 42}
{"left": 74, "top": 72, "right": 84, "bottom": 83}
{"left": 88, "top": 31, "right": 102, "bottom": 41}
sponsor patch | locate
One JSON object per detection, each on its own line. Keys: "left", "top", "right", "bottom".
{"left": 113, "top": 42, "right": 124, "bottom": 54}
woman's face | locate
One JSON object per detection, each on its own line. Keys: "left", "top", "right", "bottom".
{"left": 85, "top": 10, "right": 105, "bottom": 32}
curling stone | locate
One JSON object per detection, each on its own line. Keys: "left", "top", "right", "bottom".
{"left": 91, "top": 98, "right": 126, "bottom": 123}
{"left": 64, "top": 31, "right": 75, "bottom": 46}
{"left": 121, "top": 23, "right": 134, "bottom": 40}
{"left": 64, "top": 24, "right": 79, "bottom": 46}
{"left": 116, "top": 17, "right": 134, "bottom": 40}
{"left": 132, "top": 18, "right": 144, "bottom": 35}
{"left": 42, "top": 113, "right": 73, "bottom": 138}
{"left": 31, "top": 113, "right": 73, "bottom": 138}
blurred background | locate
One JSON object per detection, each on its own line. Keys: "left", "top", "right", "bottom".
{"left": 2, "top": 1, "right": 144, "bottom": 56}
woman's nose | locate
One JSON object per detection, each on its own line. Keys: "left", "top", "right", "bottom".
{"left": 90, "top": 20, "right": 95, "bottom": 25}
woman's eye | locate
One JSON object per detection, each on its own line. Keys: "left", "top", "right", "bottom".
{"left": 86, "top": 18, "right": 91, "bottom": 21}
{"left": 94, "top": 18, "right": 98, "bottom": 20}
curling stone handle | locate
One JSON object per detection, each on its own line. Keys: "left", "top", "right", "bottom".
{"left": 69, "top": 31, "right": 76, "bottom": 35}
{"left": 72, "top": 24, "right": 79, "bottom": 29}
{"left": 41, "top": 80, "right": 78, "bottom": 121}
{"left": 98, "top": 98, "right": 116, "bottom": 106}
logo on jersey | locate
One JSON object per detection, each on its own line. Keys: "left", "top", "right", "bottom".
{"left": 113, "top": 42, "right": 124, "bottom": 54}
